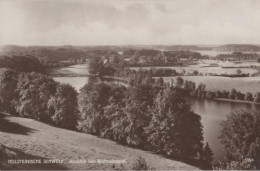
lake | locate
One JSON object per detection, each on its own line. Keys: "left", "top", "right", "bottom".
{"left": 46, "top": 63, "right": 89, "bottom": 76}
{"left": 188, "top": 98, "right": 260, "bottom": 163}
{"left": 53, "top": 77, "right": 89, "bottom": 91}
{"left": 51, "top": 64, "right": 260, "bottom": 163}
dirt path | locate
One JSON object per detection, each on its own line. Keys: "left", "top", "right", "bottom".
{"left": 0, "top": 113, "right": 198, "bottom": 170}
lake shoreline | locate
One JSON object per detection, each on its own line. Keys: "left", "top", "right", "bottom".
{"left": 213, "top": 98, "right": 260, "bottom": 105}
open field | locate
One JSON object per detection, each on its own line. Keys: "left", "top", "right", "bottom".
{"left": 0, "top": 113, "right": 197, "bottom": 170}
{"left": 162, "top": 76, "right": 260, "bottom": 94}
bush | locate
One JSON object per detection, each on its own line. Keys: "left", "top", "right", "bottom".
{"left": 214, "top": 158, "right": 256, "bottom": 170}
{"left": 131, "top": 156, "right": 150, "bottom": 170}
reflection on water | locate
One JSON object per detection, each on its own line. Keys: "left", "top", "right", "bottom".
{"left": 188, "top": 98, "right": 260, "bottom": 163}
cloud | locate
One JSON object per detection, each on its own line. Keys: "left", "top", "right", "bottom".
{"left": 0, "top": 0, "right": 260, "bottom": 45}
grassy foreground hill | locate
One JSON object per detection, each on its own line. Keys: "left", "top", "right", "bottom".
{"left": 0, "top": 113, "right": 197, "bottom": 170}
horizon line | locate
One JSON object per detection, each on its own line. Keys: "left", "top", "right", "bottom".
{"left": 1, "top": 43, "right": 260, "bottom": 47}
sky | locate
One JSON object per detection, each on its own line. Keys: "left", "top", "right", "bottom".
{"left": 0, "top": 0, "right": 260, "bottom": 46}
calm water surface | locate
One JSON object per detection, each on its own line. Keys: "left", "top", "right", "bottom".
{"left": 189, "top": 98, "right": 260, "bottom": 163}
{"left": 53, "top": 77, "right": 89, "bottom": 92}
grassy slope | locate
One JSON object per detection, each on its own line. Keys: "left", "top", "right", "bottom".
{"left": 0, "top": 113, "right": 197, "bottom": 170}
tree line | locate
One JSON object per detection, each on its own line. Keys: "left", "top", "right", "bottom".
{"left": 0, "top": 68, "right": 78, "bottom": 130}
{"left": 113, "top": 68, "right": 180, "bottom": 78}
{"left": 175, "top": 77, "right": 260, "bottom": 103}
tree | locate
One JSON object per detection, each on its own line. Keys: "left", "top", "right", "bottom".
{"left": 215, "top": 91, "right": 222, "bottom": 98}
{"left": 206, "top": 91, "right": 215, "bottom": 99}
{"left": 219, "top": 110, "right": 260, "bottom": 169}
{"left": 47, "top": 84, "right": 79, "bottom": 129}
{"left": 176, "top": 77, "right": 184, "bottom": 88}
{"left": 228, "top": 89, "right": 237, "bottom": 99}
{"left": 78, "top": 82, "right": 112, "bottom": 134}
{"left": 101, "top": 103, "right": 128, "bottom": 142}
{"left": 0, "top": 68, "right": 18, "bottom": 113}
{"left": 236, "top": 91, "right": 245, "bottom": 100}
{"left": 13, "top": 72, "right": 57, "bottom": 121}
{"left": 245, "top": 92, "right": 253, "bottom": 101}
{"left": 123, "top": 84, "right": 155, "bottom": 146}
{"left": 237, "top": 69, "right": 242, "bottom": 75}
{"left": 193, "top": 70, "right": 199, "bottom": 75}
{"left": 128, "top": 84, "right": 154, "bottom": 107}
{"left": 145, "top": 88, "right": 203, "bottom": 160}
{"left": 254, "top": 92, "right": 260, "bottom": 103}
{"left": 184, "top": 80, "right": 195, "bottom": 94}
{"left": 198, "top": 83, "right": 206, "bottom": 91}
{"left": 202, "top": 142, "right": 213, "bottom": 168}
{"left": 88, "top": 57, "right": 103, "bottom": 75}
{"left": 221, "top": 90, "right": 229, "bottom": 98}
{"left": 124, "top": 102, "right": 150, "bottom": 147}
{"left": 196, "top": 83, "right": 206, "bottom": 98}
{"left": 156, "top": 77, "right": 164, "bottom": 87}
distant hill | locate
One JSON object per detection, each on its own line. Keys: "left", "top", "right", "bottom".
{"left": 160, "top": 45, "right": 212, "bottom": 51}
{"left": 0, "top": 45, "right": 119, "bottom": 62}
{"left": 214, "top": 44, "right": 260, "bottom": 51}
{"left": 0, "top": 55, "right": 44, "bottom": 72}
{"left": 2, "top": 44, "right": 260, "bottom": 61}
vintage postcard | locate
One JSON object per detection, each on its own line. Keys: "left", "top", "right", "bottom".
{"left": 0, "top": 0, "right": 259, "bottom": 170}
